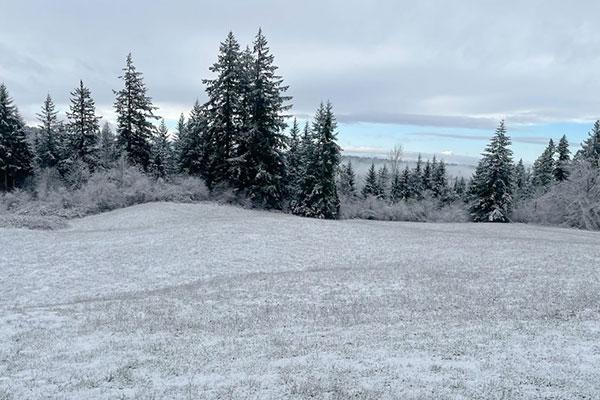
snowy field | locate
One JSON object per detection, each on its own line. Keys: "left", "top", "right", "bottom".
{"left": 1, "top": 202, "right": 599, "bottom": 399}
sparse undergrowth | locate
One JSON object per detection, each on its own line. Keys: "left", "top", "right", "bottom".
{"left": 0, "top": 165, "right": 209, "bottom": 229}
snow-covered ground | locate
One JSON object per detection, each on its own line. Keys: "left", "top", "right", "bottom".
{"left": 1, "top": 202, "right": 599, "bottom": 399}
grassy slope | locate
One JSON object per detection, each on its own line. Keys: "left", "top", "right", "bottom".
{"left": 1, "top": 202, "right": 599, "bottom": 399}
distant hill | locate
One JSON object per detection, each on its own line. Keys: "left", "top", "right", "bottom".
{"left": 341, "top": 151, "right": 478, "bottom": 179}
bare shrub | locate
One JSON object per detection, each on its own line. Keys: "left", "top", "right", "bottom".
{"left": 339, "top": 195, "right": 469, "bottom": 223}
{"left": 0, "top": 165, "right": 210, "bottom": 225}
{"left": 513, "top": 162, "right": 600, "bottom": 230}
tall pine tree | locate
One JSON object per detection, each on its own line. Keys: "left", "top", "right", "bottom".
{"left": 203, "top": 32, "right": 244, "bottom": 187}
{"left": 35, "top": 94, "right": 63, "bottom": 169}
{"left": 114, "top": 53, "right": 158, "bottom": 170}
{"left": 66, "top": 80, "right": 101, "bottom": 170}
{"left": 362, "top": 162, "right": 378, "bottom": 198}
{"left": 294, "top": 102, "right": 341, "bottom": 219}
{"left": 469, "top": 120, "right": 514, "bottom": 222}
{"left": 238, "top": 29, "right": 291, "bottom": 208}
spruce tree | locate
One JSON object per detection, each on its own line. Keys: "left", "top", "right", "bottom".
{"left": 532, "top": 139, "right": 556, "bottom": 191}
{"left": 513, "top": 158, "right": 532, "bottom": 201}
{"left": 422, "top": 159, "right": 433, "bottom": 192}
{"left": 554, "top": 135, "right": 570, "bottom": 181}
{"left": 400, "top": 166, "right": 411, "bottom": 200}
{"left": 376, "top": 164, "right": 389, "bottom": 199}
{"left": 66, "top": 80, "right": 101, "bottom": 170}
{"left": 576, "top": 120, "right": 600, "bottom": 167}
{"left": 453, "top": 176, "right": 467, "bottom": 200}
{"left": 0, "top": 83, "right": 33, "bottom": 191}
{"left": 389, "top": 168, "right": 405, "bottom": 203}
{"left": 203, "top": 32, "right": 244, "bottom": 186}
{"left": 35, "top": 94, "right": 63, "bottom": 169}
{"left": 180, "top": 101, "right": 209, "bottom": 177}
{"left": 409, "top": 154, "right": 424, "bottom": 199}
{"left": 294, "top": 102, "right": 341, "bottom": 219}
{"left": 469, "top": 120, "right": 514, "bottom": 222}
{"left": 238, "top": 29, "right": 291, "bottom": 208}
{"left": 432, "top": 159, "right": 448, "bottom": 199}
{"left": 114, "top": 53, "right": 158, "bottom": 170}
{"left": 338, "top": 160, "right": 357, "bottom": 198}
{"left": 98, "top": 122, "right": 117, "bottom": 169}
{"left": 286, "top": 118, "right": 302, "bottom": 200}
{"left": 173, "top": 113, "right": 187, "bottom": 172}
{"left": 362, "top": 162, "right": 378, "bottom": 198}
{"left": 150, "top": 119, "right": 174, "bottom": 179}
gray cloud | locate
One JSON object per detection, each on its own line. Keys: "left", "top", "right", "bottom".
{"left": 3, "top": 0, "right": 600, "bottom": 128}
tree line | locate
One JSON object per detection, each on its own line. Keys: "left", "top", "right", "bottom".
{"left": 1, "top": 29, "right": 600, "bottom": 224}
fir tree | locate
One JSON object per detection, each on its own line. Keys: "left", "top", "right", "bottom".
{"left": 173, "top": 113, "right": 187, "bottom": 172}
{"left": 0, "top": 83, "right": 33, "bottom": 191}
{"left": 66, "top": 80, "right": 101, "bottom": 170}
{"left": 150, "top": 119, "right": 174, "bottom": 179}
{"left": 376, "top": 164, "right": 389, "bottom": 199}
{"left": 576, "top": 120, "right": 600, "bottom": 167}
{"left": 554, "top": 135, "right": 570, "bottom": 181}
{"left": 286, "top": 118, "right": 303, "bottom": 200}
{"left": 422, "top": 159, "right": 433, "bottom": 192}
{"left": 203, "top": 32, "right": 244, "bottom": 186}
{"left": 513, "top": 158, "right": 532, "bottom": 201}
{"left": 98, "top": 122, "right": 117, "bottom": 169}
{"left": 114, "top": 53, "right": 158, "bottom": 170}
{"left": 237, "top": 29, "right": 291, "bottom": 208}
{"left": 180, "top": 101, "right": 209, "bottom": 177}
{"left": 389, "top": 167, "right": 405, "bottom": 203}
{"left": 432, "top": 159, "right": 448, "bottom": 199}
{"left": 35, "top": 94, "right": 63, "bottom": 169}
{"left": 409, "top": 154, "right": 424, "bottom": 199}
{"left": 453, "top": 176, "right": 467, "bottom": 199}
{"left": 469, "top": 120, "right": 514, "bottom": 222}
{"left": 294, "top": 102, "right": 341, "bottom": 219}
{"left": 532, "top": 139, "right": 555, "bottom": 191}
{"left": 338, "top": 160, "right": 357, "bottom": 198}
{"left": 362, "top": 162, "right": 378, "bottom": 198}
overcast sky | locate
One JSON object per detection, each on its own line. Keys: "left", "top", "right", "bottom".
{"left": 2, "top": 0, "right": 600, "bottom": 161}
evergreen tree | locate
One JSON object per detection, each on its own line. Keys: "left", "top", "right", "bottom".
{"left": 98, "top": 122, "right": 117, "bottom": 169}
{"left": 294, "top": 102, "right": 341, "bottom": 219}
{"left": 389, "top": 167, "right": 405, "bottom": 203}
{"left": 531, "top": 139, "right": 555, "bottom": 191}
{"left": 409, "top": 154, "right": 424, "bottom": 199}
{"left": 469, "top": 120, "right": 514, "bottom": 222}
{"left": 432, "top": 159, "right": 448, "bottom": 199}
{"left": 66, "top": 80, "right": 101, "bottom": 170}
{"left": 237, "top": 29, "right": 291, "bottom": 208}
{"left": 173, "top": 113, "right": 187, "bottom": 172}
{"left": 422, "top": 159, "right": 433, "bottom": 192}
{"left": 400, "top": 166, "right": 411, "bottom": 200}
{"left": 150, "top": 119, "right": 174, "bottom": 179}
{"left": 203, "top": 32, "right": 244, "bottom": 186}
{"left": 554, "top": 135, "right": 570, "bottom": 181}
{"left": 513, "top": 158, "right": 532, "bottom": 201}
{"left": 452, "top": 176, "right": 467, "bottom": 200}
{"left": 376, "top": 164, "right": 389, "bottom": 199}
{"left": 338, "top": 160, "right": 357, "bottom": 198}
{"left": 35, "top": 94, "right": 63, "bottom": 169}
{"left": 362, "top": 162, "right": 378, "bottom": 198}
{"left": 576, "top": 120, "right": 600, "bottom": 167}
{"left": 180, "top": 101, "right": 209, "bottom": 177}
{"left": 0, "top": 83, "right": 33, "bottom": 191}
{"left": 286, "top": 118, "right": 303, "bottom": 200}
{"left": 114, "top": 53, "right": 158, "bottom": 170}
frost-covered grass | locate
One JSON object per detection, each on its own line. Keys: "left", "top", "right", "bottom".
{"left": 1, "top": 202, "right": 599, "bottom": 399}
